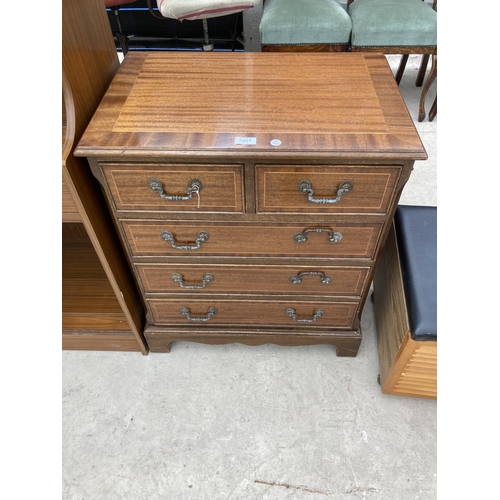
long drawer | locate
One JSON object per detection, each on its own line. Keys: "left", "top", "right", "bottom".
{"left": 256, "top": 165, "right": 401, "bottom": 214}
{"left": 121, "top": 221, "right": 383, "bottom": 259}
{"left": 102, "top": 163, "right": 245, "bottom": 213}
{"left": 136, "top": 263, "right": 370, "bottom": 297}
{"left": 148, "top": 298, "right": 358, "bottom": 328}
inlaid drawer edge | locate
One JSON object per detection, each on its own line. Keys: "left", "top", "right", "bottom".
{"left": 101, "top": 163, "right": 245, "bottom": 213}
{"left": 147, "top": 298, "right": 359, "bottom": 329}
{"left": 120, "top": 220, "right": 383, "bottom": 259}
{"left": 255, "top": 164, "right": 402, "bottom": 214}
{"left": 135, "top": 263, "right": 371, "bottom": 297}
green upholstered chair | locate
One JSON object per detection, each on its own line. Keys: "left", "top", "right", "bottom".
{"left": 259, "top": 0, "right": 352, "bottom": 52}
{"left": 347, "top": 0, "right": 437, "bottom": 121}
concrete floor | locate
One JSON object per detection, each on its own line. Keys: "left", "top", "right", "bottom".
{"left": 62, "top": 23, "right": 437, "bottom": 500}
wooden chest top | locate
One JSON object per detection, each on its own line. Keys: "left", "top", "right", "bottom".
{"left": 75, "top": 52, "right": 426, "bottom": 160}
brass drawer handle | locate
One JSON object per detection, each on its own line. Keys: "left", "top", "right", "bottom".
{"left": 161, "top": 230, "right": 209, "bottom": 250}
{"left": 179, "top": 306, "right": 217, "bottom": 322}
{"left": 285, "top": 308, "right": 324, "bottom": 323}
{"left": 298, "top": 179, "right": 353, "bottom": 204}
{"left": 172, "top": 272, "right": 214, "bottom": 289}
{"left": 293, "top": 228, "right": 342, "bottom": 244}
{"left": 289, "top": 272, "right": 332, "bottom": 285}
{"left": 148, "top": 177, "right": 203, "bottom": 201}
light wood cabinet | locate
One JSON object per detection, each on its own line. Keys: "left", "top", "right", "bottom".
{"left": 62, "top": 0, "right": 147, "bottom": 353}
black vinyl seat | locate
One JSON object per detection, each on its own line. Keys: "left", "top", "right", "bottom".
{"left": 394, "top": 205, "right": 437, "bottom": 342}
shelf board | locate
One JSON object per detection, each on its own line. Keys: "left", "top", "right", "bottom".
{"left": 62, "top": 234, "right": 140, "bottom": 351}
{"left": 62, "top": 178, "right": 81, "bottom": 223}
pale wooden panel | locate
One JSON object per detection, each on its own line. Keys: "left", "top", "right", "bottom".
{"left": 391, "top": 339, "right": 437, "bottom": 398}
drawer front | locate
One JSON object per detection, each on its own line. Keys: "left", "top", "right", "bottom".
{"left": 102, "top": 163, "right": 244, "bottom": 213}
{"left": 256, "top": 165, "right": 401, "bottom": 214}
{"left": 122, "top": 221, "right": 382, "bottom": 259}
{"left": 148, "top": 298, "right": 358, "bottom": 328}
{"left": 137, "top": 263, "right": 370, "bottom": 296}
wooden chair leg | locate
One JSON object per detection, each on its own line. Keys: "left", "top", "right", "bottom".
{"left": 428, "top": 96, "right": 437, "bottom": 122}
{"left": 416, "top": 54, "right": 429, "bottom": 87}
{"left": 395, "top": 54, "right": 409, "bottom": 84}
{"left": 418, "top": 54, "right": 437, "bottom": 122}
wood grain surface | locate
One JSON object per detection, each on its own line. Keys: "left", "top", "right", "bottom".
{"left": 136, "top": 262, "right": 370, "bottom": 297}
{"left": 121, "top": 220, "right": 382, "bottom": 258}
{"left": 373, "top": 222, "right": 437, "bottom": 398}
{"left": 256, "top": 165, "right": 401, "bottom": 213}
{"left": 62, "top": 0, "right": 147, "bottom": 354}
{"left": 103, "top": 163, "right": 244, "bottom": 213}
{"left": 76, "top": 50, "right": 426, "bottom": 356}
{"left": 148, "top": 298, "right": 358, "bottom": 328}
{"left": 75, "top": 52, "right": 426, "bottom": 159}
{"left": 144, "top": 326, "right": 362, "bottom": 356}
{"left": 62, "top": 235, "right": 134, "bottom": 332}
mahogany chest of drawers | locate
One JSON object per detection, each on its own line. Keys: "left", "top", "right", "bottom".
{"left": 76, "top": 51, "right": 426, "bottom": 356}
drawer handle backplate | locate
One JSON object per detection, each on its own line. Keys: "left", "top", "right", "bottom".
{"left": 289, "top": 272, "right": 332, "bottom": 285}
{"left": 172, "top": 272, "right": 214, "bottom": 289}
{"left": 285, "top": 308, "right": 324, "bottom": 323}
{"left": 293, "top": 228, "right": 342, "bottom": 244}
{"left": 298, "top": 179, "right": 353, "bottom": 204}
{"left": 148, "top": 177, "right": 203, "bottom": 201}
{"left": 179, "top": 307, "right": 217, "bottom": 322}
{"left": 161, "top": 230, "right": 209, "bottom": 250}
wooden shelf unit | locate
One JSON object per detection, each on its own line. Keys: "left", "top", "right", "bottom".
{"left": 62, "top": 0, "right": 147, "bottom": 354}
{"left": 62, "top": 225, "right": 142, "bottom": 351}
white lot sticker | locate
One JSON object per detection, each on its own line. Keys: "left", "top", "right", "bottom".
{"left": 235, "top": 137, "right": 257, "bottom": 145}
{"left": 270, "top": 139, "right": 281, "bottom": 146}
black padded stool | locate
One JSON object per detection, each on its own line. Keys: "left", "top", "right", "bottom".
{"left": 373, "top": 205, "right": 437, "bottom": 398}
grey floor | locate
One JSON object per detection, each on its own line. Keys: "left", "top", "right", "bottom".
{"left": 62, "top": 27, "right": 437, "bottom": 500}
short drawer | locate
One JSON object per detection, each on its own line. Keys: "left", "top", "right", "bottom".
{"left": 102, "top": 163, "right": 244, "bottom": 213}
{"left": 148, "top": 298, "right": 358, "bottom": 328}
{"left": 256, "top": 165, "right": 401, "bottom": 214}
{"left": 121, "top": 221, "right": 382, "bottom": 259}
{"left": 136, "top": 263, "right": 370, "bottom": 297}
